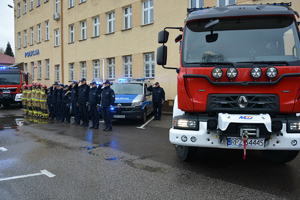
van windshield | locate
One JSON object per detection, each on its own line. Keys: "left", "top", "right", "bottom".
{"left": 0, "top": 73, "right": 20, "bottom": 85}
{"left": 183, "top": 16, "right": 300, "bottom": 65}
{"left": 111, "top": 83, "right": 143, "bottom": 95}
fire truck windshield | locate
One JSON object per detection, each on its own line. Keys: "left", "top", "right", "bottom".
{"left": 0, "top": 73, "right": 20, "bottom": 85}
{"left": 183, "top": 16, "right": 300, "bottom": 66}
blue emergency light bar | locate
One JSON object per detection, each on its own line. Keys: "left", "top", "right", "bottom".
{"left": 0, "top": 66, "right": 18, "bottom": 70}
{"left": 267, "top": 2, "right": 292, "bottom": 7}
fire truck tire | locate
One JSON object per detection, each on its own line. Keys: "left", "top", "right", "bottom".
{"left": 263, "top": 150, "right": 299, "bottom": 164}
{"left": 175, "top": 145, "right": 197, "bottom": 161}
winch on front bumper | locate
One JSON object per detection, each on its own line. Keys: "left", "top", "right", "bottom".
{"left": 170, "top": 113, "right": 300, "bottom": 150}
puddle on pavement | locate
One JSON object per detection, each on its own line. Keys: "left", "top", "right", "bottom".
{"left": 0, "top": 115, "right": 25, "bottom": 130}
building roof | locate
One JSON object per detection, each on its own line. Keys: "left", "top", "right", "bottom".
{"left": 187, "top": 4, "right": 297, "bottom": 22}
{"left": 0, "top": 53, "right": 15, "bottom": 65}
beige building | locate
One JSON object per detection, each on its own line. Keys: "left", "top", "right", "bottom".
{"left": 14, "top": 0, "right": 300, "bottom": 100}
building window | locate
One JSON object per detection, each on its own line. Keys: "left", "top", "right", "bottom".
{"left": 123, "top": 55, "right": 132, "bottom": 78}
{"left": 31, "top": 62, "right": 35, "bottom": 80}
{"left": 55, "top": 0, "right": 60, "bottom": 13}
{"left": 80, "top": 61, "right": 87, "bottom": 79}
{"left": 24, "top": 63, "right": 28, "bottom": 72}
{"left": 17, "top": 3, "right": 21, "bottom": 17}
{"left": 23, "top": 0, "right": 27, "bottom": 14}
{"left": 54, "top": 29, "right": 60, "bottom": 46}
{"left": 144, "top": 52, "right": 155, "bottom": 78}
{"left": 30, "top": 0, "right": 34, "bottom": 10}
{"left": 190, "top": 0, "right": 203, "bottom": 8}
{"left": 17, "top": 32, "right": 21, "bottom": 49}
{"left": 106, "top": 11, "right": 115, "bottom": 34}
{"left": 30, "top": 27, "right": 34, "bottom": 45}
{"left": 107, "top": 58, "right": 115, "bottom": 79}
{"left": 123, "top": 6, "right": 132, "bottom": 30}
{"left": 80, "top": 20, "right": 87, "bottom": 40}
{"left": 93, "top": 60, "right": 100, "bottom": 79}
{"left": 69, "top": 63, "right": 74, "bottom": 81}
{"left": 79, "top": 0, "right": 86, "bottom": 3}
{"left": 55, "top": 65, "right": 60, "bottom": 82}
{"left": 45, "top": 59, "right": 50, "bottom": 79}
{"left": 142, "top": 0, "right": 153, "bottom": 25}
{"left": 93, "top": 16, "right": 100, "bottom": 37}
{"left": 37, "top": 24, "right": 41, "bottom": 43}
{"left": 69, "top": 24, "right": 75, "bottom": 43}
{"left": 68, "top": 0, "right": 74, "bottom": 8}
{"left": 37, "top": 61, "right": 42, "bottom": 80}
{"left": 36, "top": 0, "right": 41, "bottom": 7}
{"left": 45, "top": 21, "right": 49, "bottom": 41}
{"left": 23, "top": 30, "right": 27, "bottom": 48}
{"left": 217, "top": 0, "right": 235, "bottom": 6}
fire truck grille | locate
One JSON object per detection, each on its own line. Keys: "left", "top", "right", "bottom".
{"left": 207, "top": 94, "right": 279, "bottom": 113}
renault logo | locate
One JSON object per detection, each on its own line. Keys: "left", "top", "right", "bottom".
{"left": 238, "top": 96, "right": 248, "bottom": 108}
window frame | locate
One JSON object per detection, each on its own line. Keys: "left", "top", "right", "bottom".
{"left": 190, "top": 0, "right": 204, "bottom": 8}
{"left": 80, "top": 61, "right": 87, "bottom": 79}
{"left": 69, "top": 63, "right": 75, "bottom": 81}
{"left": 17, "top": 32, "right": 21, "bottom": 49}
{"left": 107, "top": 58, "right": 115, "bottom": 79}
{"left": 17, "top": 3, "right": 21, "bottom": 17}
{"left": 23, "top": 0, "right": 27, "bottom": 15}
{"left": 68, "top": 0, "right": 74, "bottom": 8}
{"left": 80, "top": 20, "right": 87, "bottom": 40}
{"left": 123, "top": 6, "right": 132, "bottom": 30}
{"left": 55, "top": 64, "right": 60, "bottom": 82}
{"left": 217, "top": 0, "right": 236, "bottom": 6}
{"left": 45, "top": 21, "right": 50, "bottom": 41}
{"left": 69, "top": 24, "right": 75, "bottom": 43}
{"left": 93, "top": 16, "right": 100, "bottom": 37}
{"left": 142, "top": 0, "right": 154, "bottom": 25}
{"left": 144, "top": 52, "right": 155, "bottom": 78}
{"left": 93, "top": 60, "right": 100, "bottom": 79}
{"left": 37, "top": 60, "right": 42, "bottom": 80}
{"left": 37, "top": 23, "right": 41, "bottom": 43}
{"left": 30, "top": 27, "right": 34, "bottom": 45}
{"left": 106, "top": 11, "right": 115, "bottom": 34}
{"left": 54, "top": 28, "right": 60, "bottom": 46}
{"left": 45, "top": 59, "right": 50, "bottom": 80}
{"left": 31, "top": 61, "right": 35, "bottom": 81}
{"left": 23, "top": 30, "right": 27, "bottom": 48}
{"left": 123, "top": 55, "right": 132, "bottom": 78}
{"left": 55, "top": 0, "right": 60, "bottom": 14}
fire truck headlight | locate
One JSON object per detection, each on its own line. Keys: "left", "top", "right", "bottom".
{"left": 173, "top": 117, "right": 199, "bottom": 130}
{"left": 266, "top": 67, "right": 278, "bottom": 79}
{"left": 287, "top": 121, "right": 300, "bottom": 133}
{"left": 251, "top": 67, "right": 262, "bottom": 79}
{"left": 226, "top": 68, "right": 238, "bottom": 79}
{"left": 212, "top": 67, "right": 223, "bottom": 79}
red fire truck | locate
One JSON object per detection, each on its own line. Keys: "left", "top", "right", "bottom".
{"left": 0, "top": 66, "right": 29, "bottom": 107}
{"left": 157, "top": 3, "right": 300, "bottom": 163}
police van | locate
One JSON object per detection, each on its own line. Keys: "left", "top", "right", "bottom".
{"left": 110, "top": 78, "right": 153, "bottom": 122}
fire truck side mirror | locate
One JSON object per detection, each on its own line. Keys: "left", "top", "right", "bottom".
{"left": 157, "top": 46, "right": 168, "bottom": 66}
{"left": 175, "top": 34, "right": 182, "bottom": 43}
{"left": 158, "top": 30, "right": 169, "bottom": 44}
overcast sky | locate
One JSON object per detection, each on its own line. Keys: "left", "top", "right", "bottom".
{"left": 0, "top": 0, "right": 14, "bottom": 52}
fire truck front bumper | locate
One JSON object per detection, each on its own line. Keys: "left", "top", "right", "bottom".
{"left": 170, "top": 114, "right": 300, "bottom": 150}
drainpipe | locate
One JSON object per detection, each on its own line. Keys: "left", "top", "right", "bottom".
{"left": 60, "top": 0, "right": 64, "bottom": 83}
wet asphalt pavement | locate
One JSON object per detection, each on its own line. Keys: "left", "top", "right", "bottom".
{"left": 0, "top": 108, "right": 300, "bottom": 199}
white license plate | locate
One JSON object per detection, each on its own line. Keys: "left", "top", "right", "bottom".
{"left": 3, "top": 90, "right": 10, "bottom": 94}
{"left": 227, "top": 137, "right": 265, "bottom": 147}
{"left": 113, "top": 115, "right": 125, "bottom": 119}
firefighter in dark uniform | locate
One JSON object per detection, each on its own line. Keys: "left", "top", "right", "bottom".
{"left": 78, "top": 78, "right": 90, "bottom": 127}
{"left": 88, "top": 82, "right": 101, "bottom": 129}
{"left": 101, "top": 80, "right": 115, "bottom": 131}
{"left": 62, "top": 85, "right": 72, "bottom": 123}
{"left": 70, "top": 81, "right": 80, "bottom": 125}
{"left": 148, "top": 82, "right": 165, "bottom": 120}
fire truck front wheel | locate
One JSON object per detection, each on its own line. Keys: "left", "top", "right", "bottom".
{"left": 263, "top": 150, "right": 299, "bottom": 164}
{"left": 175, "top": 145, "right": 197, "bottom": 162}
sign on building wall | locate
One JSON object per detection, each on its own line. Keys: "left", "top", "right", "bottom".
{"left": 24, "top": 49, "right": 40, "bottom": 58}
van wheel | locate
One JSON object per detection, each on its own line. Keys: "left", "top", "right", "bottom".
{"left": 141, "top": 109, "right": 147, "bottom": 123}
{"left": 263, "top": 150, "right": 299, "bottom": 164}
{"left": 175, "top": 145, "right": 197, "bottom": 162}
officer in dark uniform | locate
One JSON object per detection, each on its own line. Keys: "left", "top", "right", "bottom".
{"left": 62, "top": 85, "right": 71, "bottom": 123}
{"left": 147, "top": 82, "right": 165, "bottom": 120}
{"left": 88, "top": 82, "right": 101, "bottom": 129}
{"left": 52, "top": 82, "right": 59, "bottom": 120}
{"left": 101, "top": 80, "right": 115, "bottom": 131}
{"left": 70, "top": 81, "right": 80, "bottom": 125}
{"left": 78, "top": 78, "right": 90, "bottom": 127}
{"left": 47, "top": 86, "right": 54, "bottom": 120}
{"left": 56, "top": 84, "right": 64, "bottom": 121}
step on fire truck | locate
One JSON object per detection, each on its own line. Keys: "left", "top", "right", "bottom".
{"left": 157, "top": 3, "right": 300, "bottom": 163}
{"left": 0, "top": 66, "right": 29, "bottom": 107}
